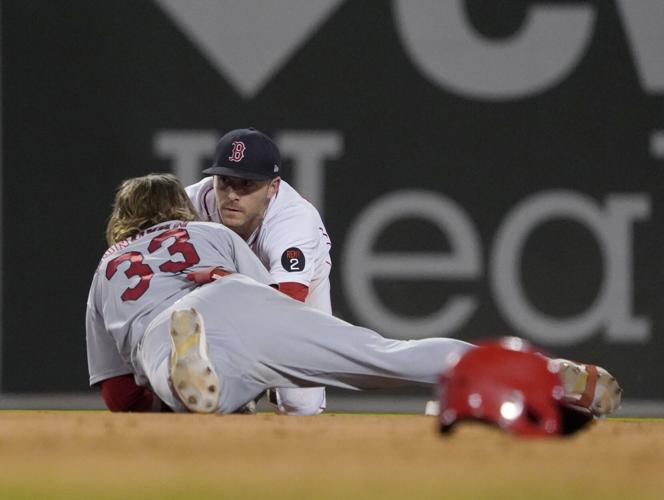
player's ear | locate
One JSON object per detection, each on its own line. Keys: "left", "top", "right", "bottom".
{"left": 267, "top": 177, "right": 280, "bottom": 198}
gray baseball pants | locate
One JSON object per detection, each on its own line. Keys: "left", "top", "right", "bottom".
{"left": 138, "top": 274, "right": 473, "bottom": 413}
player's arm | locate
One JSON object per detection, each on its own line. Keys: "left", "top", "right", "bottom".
{"left": 184, "top": 226, "right": 277, "bottom": 288}
{"left": 267, "top": 214, "right": 319, "bottom": 302}
{"left": 98, "top": 375, "right": 169, "bottom": 412}
{"left": 278, "top": 282, "right": 309, "bottom": 302}
{"left": 86, "top": 278, "right": 167, "bottom": 412}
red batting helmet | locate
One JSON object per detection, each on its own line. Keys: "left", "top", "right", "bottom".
{"left": 438, "top": 337, "right": 593, "bottom": 437}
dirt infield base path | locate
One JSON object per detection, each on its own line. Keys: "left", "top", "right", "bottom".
{"left": 0, "top": 412, "right": 662, "bottom": 499}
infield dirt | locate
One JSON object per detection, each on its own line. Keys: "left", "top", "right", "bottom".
{"left": 0, "top": 412, "right": 661, "bottom": 499}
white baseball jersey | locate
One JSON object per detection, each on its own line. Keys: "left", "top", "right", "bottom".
{"left": 186, "top": 178, "right": 332, "bottom": 313}
{"left": 86, "top": 220, "right": 274, "bottom": 387}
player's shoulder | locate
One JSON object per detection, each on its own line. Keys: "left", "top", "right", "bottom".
{"left": 274, "top": 180, "right": 306, "bottom": 206}
{"left": 185, "top": 177, "right": 216, "bottom": 220}
{"left": 267, "top": 180, "right": 323, "bottom": 226}
{"left": 187, "top": 220, "right": 252, "bottom": 250}
{"left": 185, "top": 219, "right": 234, "bottom": 237}
{"left": 259, "top": 183, "right": 327, "bottom": 254}
{"left": 185, "top": 177, "right": 213, "bottom": 199}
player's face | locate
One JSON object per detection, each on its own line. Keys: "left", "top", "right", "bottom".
{"left": 213, "top": 175, "right": 280, "bottom": 240}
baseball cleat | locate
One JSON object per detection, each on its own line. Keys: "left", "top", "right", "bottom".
{"left": 169, "top": 307, "right": 220, "bottom": 413}
{"left": 552, "top": 359, "right": 622, "bottom": 417}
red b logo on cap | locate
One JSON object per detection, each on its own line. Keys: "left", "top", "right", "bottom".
{"left": 228, "top": 141, "right": 246, "bottom": 162}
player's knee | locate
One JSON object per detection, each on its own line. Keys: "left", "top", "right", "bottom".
{"left": 273, "top": 387, "right": 326, "bottom": 416}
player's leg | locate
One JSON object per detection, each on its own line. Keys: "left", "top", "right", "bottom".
{"left": 168, "top": 308, "right": 220, "bottom": 413}
{"left": 137, "top": 307, "right": 224, "bottom": 413}
{"left": 139, "top": 276, "right": 620, "bottom": 416}
{"left": 193, "top": 276, "right": 621, "bottom": 417}
{"left": 137, "top": 298, "right": 272, "bottom": 413}
{"left": 193, "top": 275, "right": 474, "bottom": 392}
{"left": 252, "top": 325, "right": 473, "bottom": 391}
{"left": 136, "top": 277, "right": 467, "bottom": 412}
{"left": 136, "top": 310, "right": 188, "bottom": 412}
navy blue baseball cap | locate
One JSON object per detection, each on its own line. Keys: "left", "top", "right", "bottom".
{"left": 202, "top": 128, "right": 281, "bottom": 180}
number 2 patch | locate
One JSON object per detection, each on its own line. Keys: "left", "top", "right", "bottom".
{"left": 281, "top": 247, "right": 305, "bottom": 272}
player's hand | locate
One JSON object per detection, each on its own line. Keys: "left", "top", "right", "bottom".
{"left": 186, "top": 266, "right": 232, "bottom": 285}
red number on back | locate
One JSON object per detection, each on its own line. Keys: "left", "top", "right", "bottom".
{"left": 148, "top": 228, "right": 200, "bottom": 273}
{"left": 105, "top": 251, "right": 153, "bottom": 301}
{"left": 105, "top": 228, "right": 201, "bottom": 301}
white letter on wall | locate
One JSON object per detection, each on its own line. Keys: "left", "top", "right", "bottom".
{"left": 343, "top": 190, "right": 481, "bottom": 339}
{"left": 393, "top": 0, "right": 595, "bottom": 99}
{"left": 616, "top": 0, "right": 664, "bottom": 93}
{"left": 154, "top": 131, "right": 217, "bottom": 186}
{"left": 491, "top": 191, "right": 650, "bottom": 345}
{"left": 276, "top": 131, "right": 343, "bottom": 215}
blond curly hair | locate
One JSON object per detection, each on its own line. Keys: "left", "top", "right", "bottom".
{"left": 106, "top": 173, "right": 199, "bottom": 245}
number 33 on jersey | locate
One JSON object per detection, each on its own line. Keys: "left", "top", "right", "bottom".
{"left": 105, "top": 227, "right": 200, "bottom": 301}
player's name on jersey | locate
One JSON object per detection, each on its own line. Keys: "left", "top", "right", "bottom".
{"left": 101, "top": 221, "right": 192, "bottom": 260}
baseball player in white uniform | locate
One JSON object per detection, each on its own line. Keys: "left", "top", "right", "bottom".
{"left": 186, "top": 128, "right": 331, "bottom": 415}
{"left": 87, "top": 174, "right": 623, "bottom": 419}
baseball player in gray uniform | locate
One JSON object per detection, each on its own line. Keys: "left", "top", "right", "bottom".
{"left": 186, "top": 128, "right": 332, "bottom": 415}
{"left": 87, "top": 174, "right": 622, "bottom": 418}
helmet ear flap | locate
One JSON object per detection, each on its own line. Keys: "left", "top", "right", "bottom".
{"left": 559, "top": 405, "right": 595, "bottom": 435}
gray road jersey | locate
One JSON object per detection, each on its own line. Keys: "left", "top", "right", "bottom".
{"left": 86, "top": 220, "right": 274, "bottom": 386}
